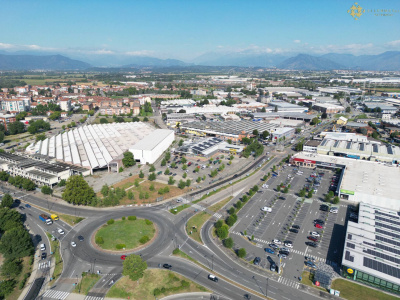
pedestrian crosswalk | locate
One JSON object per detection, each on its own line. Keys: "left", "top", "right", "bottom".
{"left": 38, "top": 261, "right": 51, "bottom": 270}
{"left": 85, "top": 296, "right": 103, "bottom": 300}
{"left": 42, "top": 289, "right": 69, "bottom": 299}
{"left": 278, "top": 276, "right": 300, "bottom": 289}
{"left": 213, "top": 212, "right": 222, "bottom": 219}
{"left": 192, "top": 204, "right": 206, "bottom": 211}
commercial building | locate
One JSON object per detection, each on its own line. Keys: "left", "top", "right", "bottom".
{"left": 303, "top": 140, "right": 320, "bottom": 153}
{"left": 271, "top": 127, "right": 295, "bottom": 141}
{"left": 268, "top": 118, "right": 305, "bottom": 128}
{"left": 312, "top": 103, "right": 344, "bottom": 114}
{"left": 26, "top": 123, "right": 174, "bottom": 173}
{"left": 181, "top": 120, "right": 278, "bottom": 142}
{"left": 364, "top": 102, "right": 398, "bottom": 115}
{"left": 342, "top": 202, "right": 400, "bottom": 295}
{"left": 251, "top": 112, "right": 315, "bottom": 122}
{"left": 176, "top": 137, "right": 244, "bottom": 157}
{"left": 0, "top": 113, "right": 16, "bottom": 130}
{"left": 290, "top": 152, "right": 400, "bottom": 210}
{"left": 129, "top": 129, "right": 174, "bottom": 165}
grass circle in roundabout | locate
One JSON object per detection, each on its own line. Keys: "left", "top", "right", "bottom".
{"left": 94, "top": 216, "right": 156, "bottom": 251}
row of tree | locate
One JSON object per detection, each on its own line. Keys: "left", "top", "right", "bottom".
{"left": 0, "top": 171, "right": 36, "bottom": 191}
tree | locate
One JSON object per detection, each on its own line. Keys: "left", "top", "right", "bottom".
{"left": 178, "top": 139, "right": 184, "bottom": 147}
{"left": 345, "top": 107, "right": 351, "bottom": 113}
{"left": 41, "top": 186, "right": 53, "bottom": 195}
{"left": 182, "top": 165, "right": 187, "bottom": 171}
{"left": 161, "top": 159, "right": 166, "bottom": 166}
{"left": 36, "top": 133, "right": 46, "bottom": 142}
{"left": 237, "top": 248, "right": 247, "bottom": 258}
{"left": 307, "top": 190, "right": 313, "bottom": 198}
{"left": 100, "top": 118, "right": 108, "bottom": 124}
{"left": 62, "top": 175, "right": 96, "bottom": 205}
{"left": 274, "top": 105, "right": 278, "bottom": 112}
{"left": 122, "top": 254, "right": 148, "bottom": 281}
{"left": 310, "top": 117, "right": 320, "bottom": 125}
{"left": 0, "top": 227, "right": 33, "bottom": 259}
{"left": 295, "top": 142, "right": 303, "bottom": 151}
{"left": 171, "top": 162, "right": 176, "bottom": 168}
{"left": 253, "top": 129, "right": 259, "bottom": 137}
{"left": 181, "top": 157, "right": 187, "bottom": 164}
{"left": 8, "top": 122, "right": 25, "bottom": 135}
{"left": 149, "top": 165, "right": 156, "bottom": 172}
{"left": 178, "top": 180, "right": 186, "bottom": 189}
{"left": 164, "top": 168, "right": 170, "bottom": 175}
{"left": 49, "top": 111, "right": 61, "bottom": 120}
{"left": 216, "top": 224, "right": 229, "bottom": 239}
{"left": 122, "top": 152, "right": 135, "bottom": 167}
{"left": 333, "top": 196, "right": 340, "bottom": 204}
{"left": 295, "top": 128, "right": 302, "bottom": 134}
{"left": 299, "top": 189, "right": 306, "bottom": 197}
{"left": 58, "top": 179, "right": 66, "bottom": 187}
{"left": 261, "top": 107, "right": 266, "bottom": 112}
{"left": 165, "top": 151, "right": 171, "bottom": 161}
{"left": 1, "top": 258, "right": 22, "bottom": 279}
{"left": 223, "top": 237, "right": 234, "bottom": 248}
{"left": 22, "top": 179, "right": 36, "bottom": 191}
{"left": 148, "top": 173, "right": 156, "bottom": 181}
{"left": 139, "top": 170, "right": 144, "bottom": 178}
{"left": 0, "top": 131, "right": 4, "bottom": 143}
{"left": 186, "top": 179, "right": 191, "bottom": 187}
{"left": 262, "top": 130, "right": 269, "bottom": 139}
{"left": 0, "top": 194, "right": 13, "bottom": 208}
{"left": 168, "top": 176, "right": 175, "bottom": 185}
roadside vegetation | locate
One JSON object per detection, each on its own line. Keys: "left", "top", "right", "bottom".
{"left": 73, "top": 272, "right": 101, "bottom": 295}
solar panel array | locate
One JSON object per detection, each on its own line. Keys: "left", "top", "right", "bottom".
{"left": 376, "top": 228, "right": 400, "bottom": 239}
{"left": 333, "top": 140, "right": 340, "bottom": 148}
{"left": 346, "top": 242, "right": 355, "bottom": 249}
{"left": 192, "top": 137, "right": 223, "bottom": 154}
{"left": 29, "top": 123, "right": 155, "bottom": 170}
{"left": 363, "top": 257, "right": 400, "bottom": 279}
{"left": 320, "top": 139, "right": 329, "bottom": 146}
{"left": 364, "top": 248, "right": 400, "bottom": 265}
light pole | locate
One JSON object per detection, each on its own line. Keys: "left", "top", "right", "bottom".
{"left": 211, "top": 255, "right": 214, "bottom": 271}
{"left": 266, "top": 277, "right": 268, "bottom": 298}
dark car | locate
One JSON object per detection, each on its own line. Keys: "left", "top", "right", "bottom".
{"left": 314, "top": 219, "right": 325, "bottom": 225}
{"left": 320, "top": 205, "right": 329, "bottom": 211}
{"left": 253, "top": 257, "right": 261, "bottom": 265}
{"left": 25, "top": 203, "right": 31, "bottom": 208}
{"left": 163, "top": 264, "right": 172, "bottom": 269}
{"left": 307, "top": 236, "right": 318, "bottom": 242}
{"left": 292, "top": 225, "right": 300, "bottom": 229}
{"left": 305, "top": 261, "right": 317, "bottom": 269}
{"left": 18, "top": 206, "right": 25, "bottom": 210}
{"left": 41, "top": 252, "right": 47, "bottom": 260}
{"left": 306, "top": 242, "right": 318, "bottom": 248}
{"left": 269, "top": 243, "right": 279, "bottom": 250}
{"left": 14, "top": 199, "right": 21, "bottom": 204}
{"left": 78, "top": 236, "right": 84, "bottom": 242}
{"left": 265, "top": 248, "right": 275, "bottom": 254}
{"left": 279, "top": 250, "right": 290, "bottom": 256}
{"left": 270, "top": 263, "right": 277, "bottom": 272}
{"left": 289, "top": 228, "right": 299, "bottom": 233}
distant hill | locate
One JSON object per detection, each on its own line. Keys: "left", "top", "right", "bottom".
{"left": 0, "top": 54, "right": 91, "bottom": 70}
{"left": 277, "top": 54, "right": 344, "bottom": 70}
{"left": 121, "top": 56, "right": 191, "bottom": 68}
{"left": 192, "top": 52, "right": 289, "bottom": 67}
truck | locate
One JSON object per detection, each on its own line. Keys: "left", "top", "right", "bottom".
{"left": 51, "top": 214, "right": 59, "bottom": 221}
{"left": 39, "top": 214, "right": 53, "bottom": 225}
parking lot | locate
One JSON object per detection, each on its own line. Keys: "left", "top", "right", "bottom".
{"left": 228, "top": 163, "right": 351, "bottom": 287}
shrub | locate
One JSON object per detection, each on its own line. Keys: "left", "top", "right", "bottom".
{"left": 128, "top": 216, "right": 136, "bottom": 221}
{"left": 235, "top": 201, "right": 242, "bottom": 209}
{"left": 225, "top": 215, "right": 237, "bottom": 227}
{"left": 116, "top": 244, "right": 126, "bottom": 249}
{"left": 107, "top": 219, "right": 114, "bottom": 225}
{"left": 215, "top": 220, "right": 223, "bottom": 228}
{"left": 139, "top": 236, "right": 150, "bottom": 244}
{"left": 163, "top": 186, "right": 170, "bottom": 193}
{"left": 145, "top": 219, "right": 153, "bottom": 225}
{"left": 172, "top": 248, "right": 179, "bottom": 255}
{"left": 122, "top": 216, "right": 126, "bottom": 221}
{"left": 96, "top": 236, "right": 104, "bottom": 244}
{"left": 223, "top": 237, "right": 233, "bottom": 248}
{"left": 228, "top": 207, "right": 235, "bottom": 215}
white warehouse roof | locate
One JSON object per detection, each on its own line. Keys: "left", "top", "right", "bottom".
{"left": 26, "top": 122, "right": 157, "bottom": 171}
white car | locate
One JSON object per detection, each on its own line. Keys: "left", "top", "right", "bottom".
{"left": 262, "top": 207, "right": 272, "bottom": 212}
{"left": 57, "top": 228, "right": 65, "bottom": 235}
{"left": 273, "top": 239, "right": 282, "bottom": 245}
{"left": 311, "top": 231, "right": 320, "bottom": 237}
{"left": 330, "top": 207, "right": 338, "bottom": 214}
{"left": 284, "top": 242, "right": 293, "bottom": 248}
{"left": 71, "top": 242, "right": 76, "bottom": 247}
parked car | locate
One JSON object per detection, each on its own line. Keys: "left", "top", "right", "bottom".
{"left": 305, "top": 261, "right": 317, "bottom": 269}
{"left": 208, "top": 274, "right": 218, "bottom": 282}
{"left": 330, "top": 207, "right": 338, "bottom": 213}
{"left": 320, "top": 205, "right": 329, "bottom": 211}
{"left": 278, "top": 253, "right": 287, "bottom": 259}
{"left": 262, "top": 206, "right": 272, "bottom": 212}
{"left": 306, "top": 241, "right": 318, "bottom": 248}
{"left": 253, "top": 257, "right": 261, "bottom": 265}
{"left": 289, "top": 228, "right": 299, "bottom": 233}
{"left": 272, "top": 239, "right": 281, "bottom": 245}
{"left": 270, "top": 263, "right": 277, "bottom": 272}
{"left": 280, "top": 247, "right": 290, "bottom": 252}
{"left": 314, "top": 219, "right": 325, "bottom": 225}
{"left": 40, "top": 244, "right": 46, "bottom": 251}
{"left": 57, "top": 228, "right": 65, "bottom": 235}
{"left": 292, "top": 225, "right": 300, "bottom": 229}
{"left": 269, "top": 244, "right": 279, "bottom": 250}
{"left": 315, "top": 223, "right": 323, "bottom": 229}
{"left": 264, "top": 248, "right": 275, "bottom": 254}
{"left": 307, "top": 236, "right": 318, "bottom": 242}
{"left": 279, "top": 250, "right": 290, "bottom": 256}
{"left": 284, "top": 242, "right": 293, "bottom": 248}
{"left": 71, "top": 242, "right": 76, "bottom": 247}
{"left": 311, "top": 231, "right": 320, "bottom": 237}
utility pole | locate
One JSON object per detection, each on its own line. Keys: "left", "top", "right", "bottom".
{"left": 266, "top": 277, "right": 269, "bottom": 298}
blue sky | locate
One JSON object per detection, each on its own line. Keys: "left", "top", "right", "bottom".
{"left": 0, "top": 0, "right": 399, "bottom": 60}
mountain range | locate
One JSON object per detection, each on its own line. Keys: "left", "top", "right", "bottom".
{"left": 0, "top": 51, "right": 399, "bottom": 71}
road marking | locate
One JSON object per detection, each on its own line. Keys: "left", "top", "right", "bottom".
{"left": 42, "top": 290, "right": 69, "bottom": 299}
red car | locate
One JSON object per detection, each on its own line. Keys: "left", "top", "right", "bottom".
{"left": 307, "top": 236, "right": 318, "bottom": 242}
{"left": 120, "top": 255, "right": 127, "bottom": 260}
{"left": 315, "top": 223, "right": 323, "bottom": 229}
{"left": 188, "top": 162, "right": 192, "bottom": 166}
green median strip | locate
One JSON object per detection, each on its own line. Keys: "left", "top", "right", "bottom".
{"left": 46, "top": 233, "right": 63, "bottom": 285}
{"left": 74, "top": 272, "right": 101, "bottom": 295}
{"left": 169, "top": 203, "right": 190, "bottom": 215}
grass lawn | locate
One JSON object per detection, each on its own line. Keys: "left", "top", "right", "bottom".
{"left": 170, "top": 204, "right": 190, "bottom": 215}
{"left": 331, "top": 279, "right": 399, "bottom": 300}
{"left": 209, "top": 196, "right": 233, "bottom": 212}
{"left": 98, "top": 175, "right": 184, "bottom": 205}
{"left": 186, "top": 211, "right": 211, "bottom": 243}
{"left": 74, "top": 273, "right": 101, "bottom": 295}
{"left": 107, "top": 269, "right": 209, "bottom": 300}
{"left": 95, "top": 219, "right": 155, "bottom": 250}
{"left": 172, "top": 248, "right": 199, "bottom": 265}
{"left": 47, "top": 233, "right": 63, "bottom": 285}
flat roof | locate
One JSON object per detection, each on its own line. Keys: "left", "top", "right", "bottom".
{"left": 342, "top": 202, "right": 400, "bottom": 284}
{"left": 130, "top": 129, "right": 173, "bottom": 151}
{"left": 293, "top": 152, "right": 400, "bottom": 210}
{"left": 305, "top": 140, "right": 321, "bottom": 147}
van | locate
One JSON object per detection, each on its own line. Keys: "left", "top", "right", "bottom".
{"left": 40, "top": 244, "right": 46, "bottom": 251}
{"left": 262, "top": 206, "right": 272, "bottom": 212}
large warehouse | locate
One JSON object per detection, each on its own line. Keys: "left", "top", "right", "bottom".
{"left": 26, "top": 123, "right": 174, "bottom": 173}
{"left": 342, "top": 203, "right": 400, "bottom": 295}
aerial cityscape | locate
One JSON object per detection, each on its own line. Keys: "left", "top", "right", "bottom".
{"left": 0, "top": 1, "right": 400, "bottom": 300}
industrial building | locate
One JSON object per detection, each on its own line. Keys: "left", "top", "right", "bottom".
{"left": 251, "top": 112, "right": 315, "bottom": 122}
{"left": 317, "top": 132, "right": 400, "bottom": 163}
{"left": 291, "top": 152, "right": 400, "bottom": 210}
{"left": 26, "top": 123, "right": 174, "bottom": 173}
{"left": 268, "top": 101, "right": 308, "bottom": 113}
{"left": 342, "top": 202, "right": 400, "bottom": 295}
{"left": 271, "top": 127, "right": 295, "bottom": 141}
{"left": 303, "top": 140, "right": 320, "bottom": 153}
{"left": 181, "top": 120, "right": 278, "bottom": 142}
{"left": 0, "top": 152, "right": 88, "bottom": 186}
{"left": 312, "top": 103, "right": 344, "bottom": 114}
{"left": 176, "top": 137, "right": 244, "bottom": 157}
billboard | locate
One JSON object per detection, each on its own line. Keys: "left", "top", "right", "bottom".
{"left": 340, "top": 189, "right": 355, "bottom": 195}
{"left": 294, "top": 158, "right": 316, "bottom": 164}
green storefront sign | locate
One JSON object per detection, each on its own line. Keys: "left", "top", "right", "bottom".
{"left": 340, "top": 189, "right": 355, "bottom": 195}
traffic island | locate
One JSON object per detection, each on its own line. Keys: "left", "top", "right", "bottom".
{"left": 93, "top": 217, "right": 157, "bottom": 252}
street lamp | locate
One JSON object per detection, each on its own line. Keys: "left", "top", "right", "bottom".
{"left": 266, "top": 277, "right": 269, "bottom": 298}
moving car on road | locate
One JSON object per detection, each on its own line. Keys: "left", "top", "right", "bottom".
{"left": 57, "top": 228, "right": 65, "bottom": 235}
{"left": 163, "top": 264, "right": 172, "bottom": 269}
{"left": 208, "top": 274, "right": 218, "bottom": 282}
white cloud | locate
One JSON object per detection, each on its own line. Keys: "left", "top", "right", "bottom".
{"left": 0, "top": 43, "right": 14, "bottom": 49}
{"left": 385, "top": 40, "right": 400, "bottom": 47}
{"left": 124, "top": 50, "right": 153, "bottom": 56}
{"left": 293, "top": 40, "right": 301, "bottom": 43}
{"left": 89, "top": 49, "right": 114, "bottom": 55}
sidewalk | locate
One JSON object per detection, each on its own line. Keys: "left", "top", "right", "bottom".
{"left": 17, "top": 249, "right": 40, "bottom": 300}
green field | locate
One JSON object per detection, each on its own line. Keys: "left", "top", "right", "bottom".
{"left": 95, "top": 219, "right": 155, "bottom": 250}
{"left": 331, "top": 279, "right": 399, "bottom": 300}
